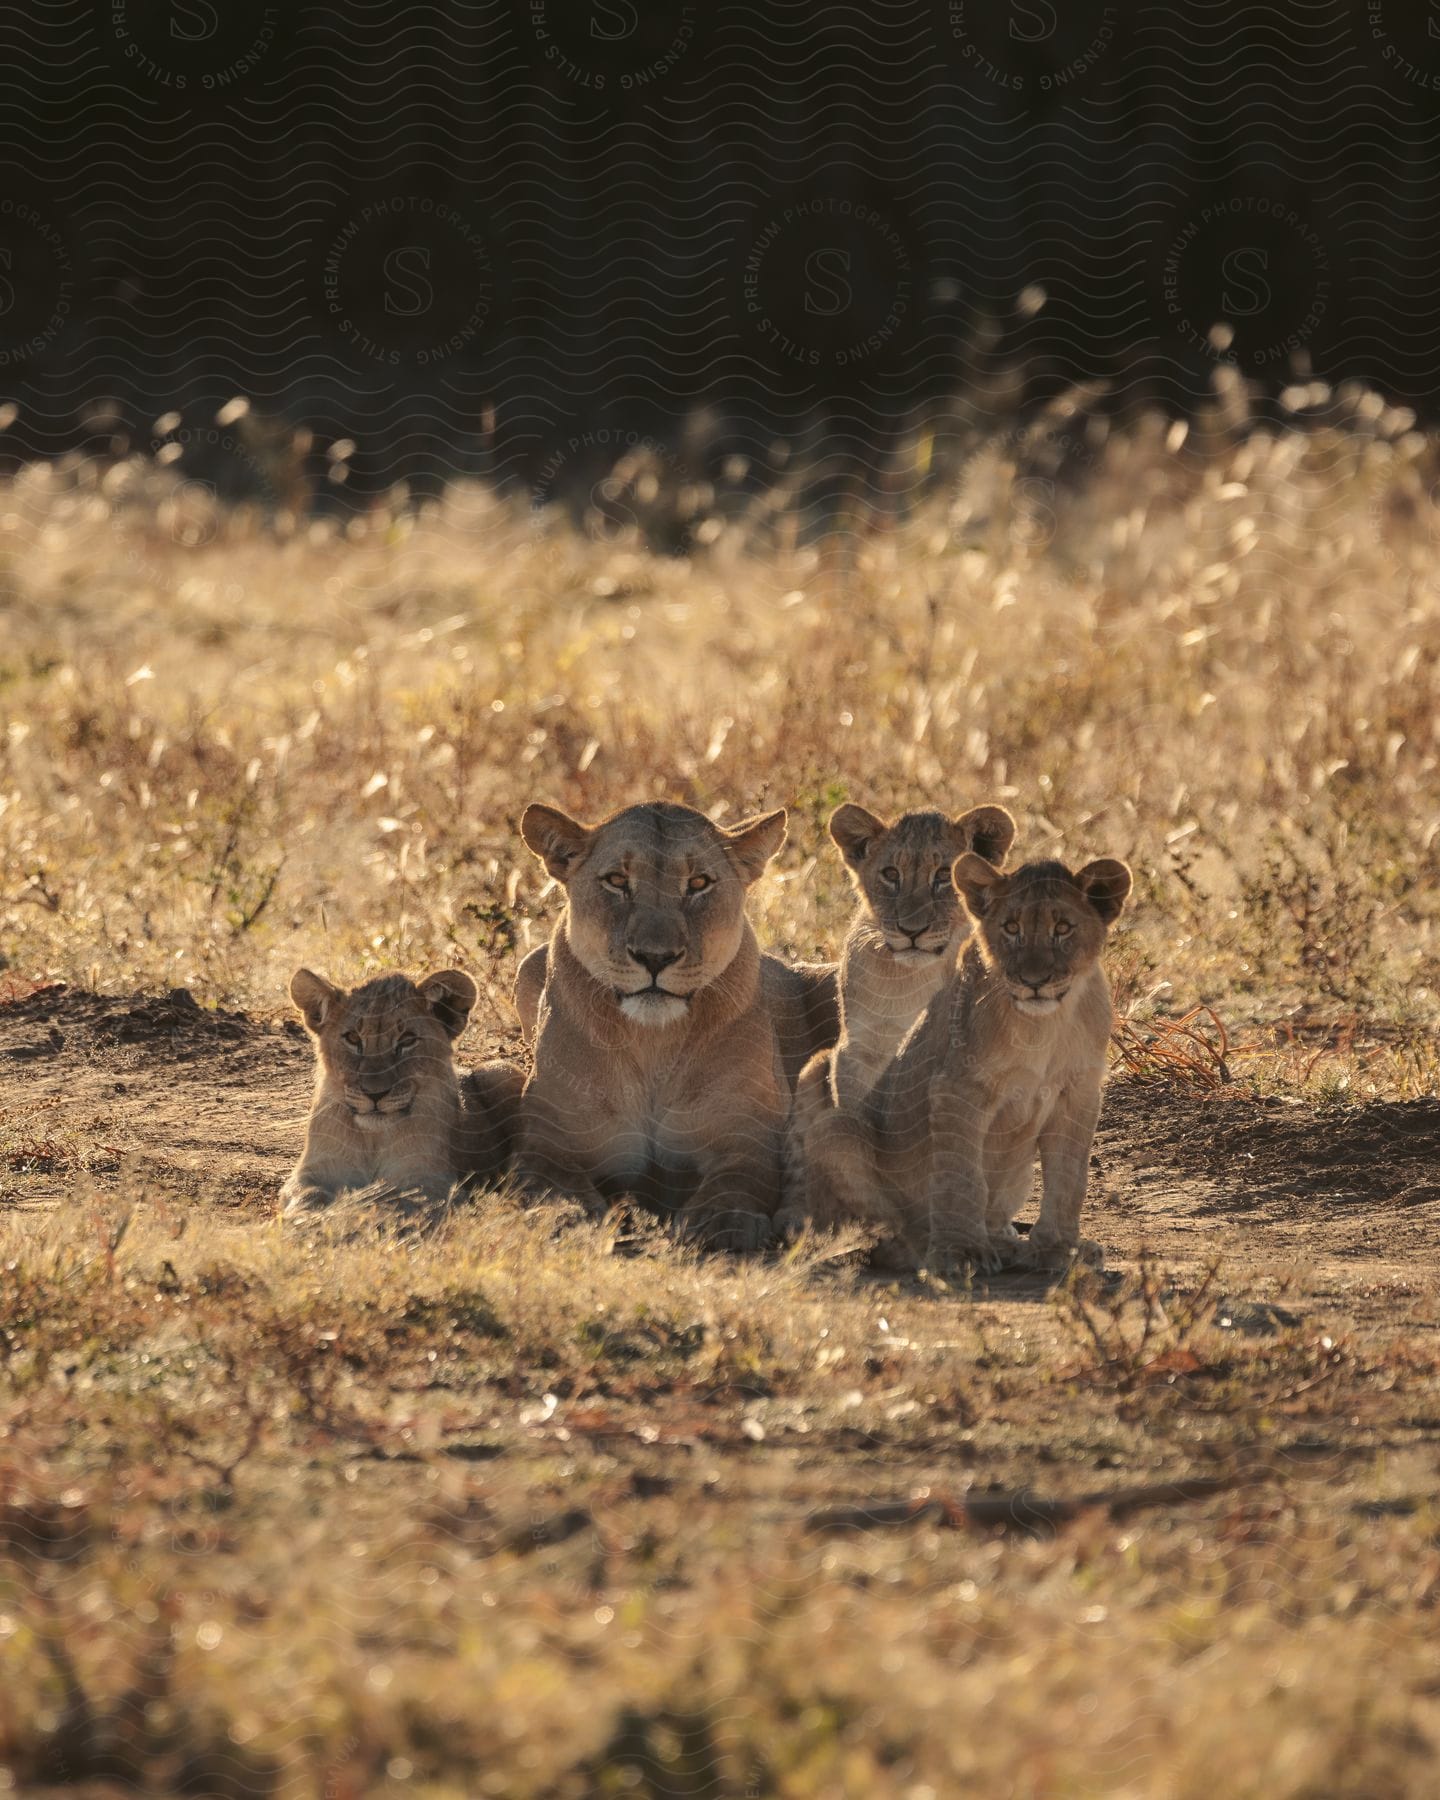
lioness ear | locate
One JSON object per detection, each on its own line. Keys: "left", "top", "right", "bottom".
{"left": 954, "top": 804, "right": 1016, "bottom": 868}
{"left": 1074, "top": 858, "right": 1133, "bottom": 925}
{"left": 290, "top": 967, "right": 338, "bottom": 1034}
{"left": 828, "top": 803, "right": 888, "bottom": 870}
{"left": 418, "top": 968, "right": 478, "bottom": 1039}
{"left": 520, "top": 803, "right": 594, "bottom": 883}
{"left": 952, "top": 851, "right": 1007, "bottom": 920}
{"left": 724, "top": 808, "right": 788, "bottom": 884}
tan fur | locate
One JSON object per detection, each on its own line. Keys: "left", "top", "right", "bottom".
{"left": 514, "top": 936, "right": 834, "bottom": 1091}
{"left": 514, "top": 799, "right": 837, "bottom": 1250}
{"left": 781, "top": 800, "right": 1014, "bottom": 1236}
{"left": 823, "top": 801, "right": 1016, "bottom": 1110}
{"left": 281, "top": 968, "right": 522, "bottom": 1216}
{"left": 792, "top": 853, "right": 1132, "bottom": 1271}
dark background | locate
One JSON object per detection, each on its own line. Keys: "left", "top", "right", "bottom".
{"left": 4, "top": 1, "right": 1439, "bottom": 509}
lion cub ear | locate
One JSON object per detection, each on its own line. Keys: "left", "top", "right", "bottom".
{"left": 954, "top": 804, "right": 1016, "bottom": 868}
{"left": 951, "top": 851, "right": 1007, "bottom": 919}
{"left": 828, "top": 803, "right": 888, "bottom": 870}
{"left": 1074, "top": 859, "right": 1132, "bottom": 925}
{"left": 418, "top": 968, "right": 478, "bottom": 1039}
{"left": 520, "top": 803, "right": 594, "bottom": 882}
{"left": 723, "top": 808, "right": 788, "bottom": 884}
{"left": 290, "top": 968, "right": 339, "bottom": 1034}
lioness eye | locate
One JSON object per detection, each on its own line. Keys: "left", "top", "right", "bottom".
{"left": 686, "top": 873, "right": 712, "bottom": 893}
{"left": 342, "top": 1029, "right": 362, "bottom": 1048}
{"left": 1002, "top": 919, "right": 1021, "bottom": 937}
{"left": 881, "top": 866, "right": 901, "bottom": 884}
{"left": 602, "top": 872, "right": 629, "bottom": 891}
{"left": 1054, "top": 919, "right": 1073, "bottom": 938}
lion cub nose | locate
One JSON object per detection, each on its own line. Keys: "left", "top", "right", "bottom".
{"left": 629, "top": 947, "right": 683, "bottom": 978}
{"left": 358, "top": 1073, "right": 395, "bottom": 1100}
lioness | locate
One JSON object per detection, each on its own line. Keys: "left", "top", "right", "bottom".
{"left": 796, "top": 851, "right": 1132, "bottom": 1271}
{"left": 514, "top": 799, "right": 838, "bottom": 1249}
{"left": 281, "top": 967, "right": 523, "bottom": 1215}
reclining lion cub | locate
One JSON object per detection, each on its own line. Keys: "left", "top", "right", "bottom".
{"left": 796, "top": 851, "right": 1132, "bottom": 1271}
{"left": 514, "top": 799, "right": 838, "bottom": 1250}
{"left": 281, "top": 968, "right": 523, "bottom": 1216}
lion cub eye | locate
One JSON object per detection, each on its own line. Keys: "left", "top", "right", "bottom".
{"left": 686, "top": 873, "right": 713, "bottom": 893}
{"left": 880, "top": 866, "right": 901, "bottom": 885}
{"left": 342, "top": 1029, "right": 363, "bottom": 1048}
{"left": 601, "top": 872, "right": 629, "bottom": 892}
{"left": 397, "top": 1032, "right": 418, "bottom": 1050}
{"left": 1002, "top": 919, "right": 1021, "bottom": 937}
{"left": 1053, "top": 919, "right": 1073, "bottom": 938}
{"left": 932, "top": 869, "right": 952, "bottom": 891}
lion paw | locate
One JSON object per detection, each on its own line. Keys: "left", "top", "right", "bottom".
{"left": 923, "top": 1236, "right": 1005, "bottom": 1281}
{"left": 1022, "top": 1231, "right": 1105, "bottom": 1272}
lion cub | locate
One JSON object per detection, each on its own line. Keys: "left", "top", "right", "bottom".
{"left": 281, "top": 967, "right": 522, "bottom": 1215}
{"left": 822, "top": 801, "right": 1016, "bottom": 1109}
{"left": 802, "top": 851, "right": 1131, "bottom": 1270}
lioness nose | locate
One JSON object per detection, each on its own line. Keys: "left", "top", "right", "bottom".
{"left": 630, "top": 947, "right": 682, "bottom": 977}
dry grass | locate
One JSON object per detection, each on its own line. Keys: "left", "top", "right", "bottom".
{"left": 2, "top": 1201, "right": 1438, "bottom": 1799}
{"left": 2, "top": 383, "right": 1440, "bottom": 1794}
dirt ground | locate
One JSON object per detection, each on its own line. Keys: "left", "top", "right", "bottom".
{"left": 5, "top": 988, "right": 1440, "bottom": 1795}
{"left": 5, "top": 976, "right": 1438, "bottom": 1326}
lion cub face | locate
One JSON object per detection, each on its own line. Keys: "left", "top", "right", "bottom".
{"left": 290, "top": 968, "right": 477, "bottom": 1126}
{"left": 952, "top": 854, "right": 1132, "bottom": 1016}
{"left": 521, "top": 800, "right": 787, "bottom": 1027}
{"left": 830, "top": 802, "right": 1016, "bottom": 960}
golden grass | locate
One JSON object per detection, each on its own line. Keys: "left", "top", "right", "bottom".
{"left": 1, "top": 1200, "right": 1438, "bottom": 1798}
{"left": 2, "top": 397, "right": 1437, "bottom": 1083}
{"left": 2, "top": 388, "right": 1439, "bottom": 1794}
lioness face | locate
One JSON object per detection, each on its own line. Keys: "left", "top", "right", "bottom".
{"left": 521, "top": 800, "right": 787, "bottom": 1027}
{"left": 830, "top": 802, "right": 1015, "bottom": 961}
{"left": 290, "top": 968, "right": 477, "bottom": 1125}
{"left": 953, "top": 854, "right": 1132, "bottom": 1017}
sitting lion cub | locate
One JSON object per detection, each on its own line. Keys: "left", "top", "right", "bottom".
{"left": 514, "top": 799, "right": 837, "bottom": 1250}
{"left": 820, "top": 800, "right": 1016, "bottom": 1109}
{"left": 801, "top": 851, "right": 1132, "bottom": 1271}
{"left": 281, "top": 967, "right": 522, "bottom": 1215}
